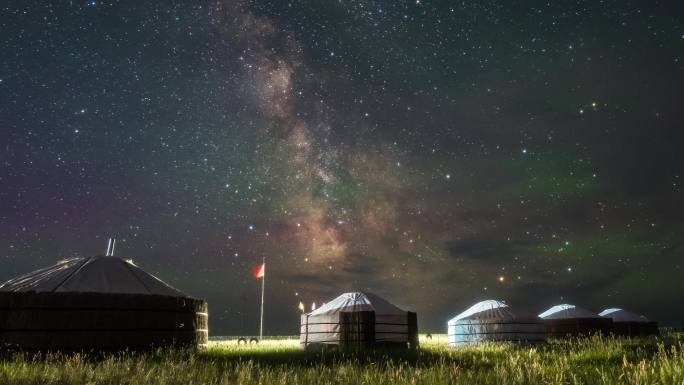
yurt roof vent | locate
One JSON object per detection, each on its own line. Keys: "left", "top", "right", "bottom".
{"left": 105, "top": 238, "right": 116, "bottom": 256}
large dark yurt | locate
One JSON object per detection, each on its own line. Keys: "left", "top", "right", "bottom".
{"left": 539, "top": 304, "right": 613, "bottom": 338}
{"left": 0, "top": 256, "right": 208, "bottom": 351}
{"left": 300, "top": 292, "right": 418, "bottom": 350}
{"left": 599, "top": 308, "right": 659, "bottom": 336}
{"left": 448, "top": 300, "right": 546, "bottom": 346}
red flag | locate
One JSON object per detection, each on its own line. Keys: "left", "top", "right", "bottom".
{"left": 253, "top": 263, "right": 265, "bottom": 278}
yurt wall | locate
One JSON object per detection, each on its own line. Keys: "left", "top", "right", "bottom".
{"left": 375, "top": 311, "right": 418, "bottom": 348}
{"left": 610, "top": 321, "right": 659, "bottom": 336}
{"left": 543, "top": 317, "right": 613, "bottom": 338}
{"left": 0, "top": 291, "right": 208, "bottom": 351}
{"left": 300, "top": 311, "right": 376, "bottom": 348}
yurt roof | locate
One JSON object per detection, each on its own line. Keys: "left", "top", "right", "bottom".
{"left": 599, "top": 308, "right": 650, "bottom": 323}
{"left": 308, "top": 292, "right": 407, "bottom": 316}
{"left": 450, "top": 299, "right": 537, "bottom": 323}
{"left": 539, "top": 304, "right": 601, "bottom": 320}
{"left": 0, "top": 256, "right": 186, "bottom": 297}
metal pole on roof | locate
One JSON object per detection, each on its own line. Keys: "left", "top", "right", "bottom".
{"left": 106, "top": 238, "right": 112, "bottom": 256}
{"left": 110, "top": 239, "right": 116, "bottom": 256}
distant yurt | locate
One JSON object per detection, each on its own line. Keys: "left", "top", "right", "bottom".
{"left": 539, "top": 304, "right": 613, "bottom": 338}
{"left": 599, "top": 308, "right": 659, "bottom": 336}
{"left": 300, "top": 292, "right": 418, "bottom": 349}
{"left": 448, "top": 300, "right": 546, "bottom": 346}
{"left": 0, "top": 256, "right": 208, "bottom": 351}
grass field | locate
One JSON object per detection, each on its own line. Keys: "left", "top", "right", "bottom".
{"left": 1, "top": 334, "right": 683, "bottom": 385}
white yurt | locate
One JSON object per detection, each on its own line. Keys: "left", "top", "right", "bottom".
{"left": 300, "top": 292, "right": 418, "bottom": 349}
{"left": 0, "top": 256, "right": 208, "bottom": 351}
{"left": 539, "top": 304, "right": 613, "bottom": 337}
{"left": 599, "top": 308, "right": 659, "bottom": 336}
{"left": 448, "top": 300, "right": 546, "bottom": 346}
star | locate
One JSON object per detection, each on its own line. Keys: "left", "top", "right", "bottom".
{"left": 1, "top": 0, "right": 680, "bottom": 335}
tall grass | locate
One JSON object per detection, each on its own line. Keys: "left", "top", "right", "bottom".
{"left": 0, "top": 334, "right": 682, "bottom": 385}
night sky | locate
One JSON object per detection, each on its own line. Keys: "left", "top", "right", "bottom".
{"left": 2, "top": 0, "right": 683, "bottom": 335}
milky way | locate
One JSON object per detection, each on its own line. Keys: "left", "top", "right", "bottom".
{"left": 1, "top": 1, "right": 683, "bottom": 334}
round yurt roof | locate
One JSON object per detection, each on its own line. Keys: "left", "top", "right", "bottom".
{"left": 0, "top": 256, "right": 186, "bottom": 297}
{"left": 599, "top": 308, "right": 650, "bottom": 323}
{"left": 450, "top": 299, "right": 537, "bottom": 323}
{"left": 308, "top": 292, "right": 407, "bottom": 316}
{"left": 539, "top": 304, "right": 601, "bottom": 320}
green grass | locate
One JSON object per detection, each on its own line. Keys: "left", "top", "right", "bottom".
{"left": 1, "top": 334, "right": 683, "bottom": 384}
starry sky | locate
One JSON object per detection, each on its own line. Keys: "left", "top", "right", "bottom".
{"left": 1, "top": 0, "right": 683, "bottom": 335}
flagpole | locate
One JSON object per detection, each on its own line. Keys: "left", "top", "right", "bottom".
{"left": 259, "top": 256, "right": 265, "bottom": 341}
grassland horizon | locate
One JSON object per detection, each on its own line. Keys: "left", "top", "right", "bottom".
{"left": 1, "top": 334, "right": 683, "bottom": 385}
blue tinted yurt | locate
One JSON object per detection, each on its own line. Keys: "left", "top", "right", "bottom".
{"left": 448, "top": 300, "right": 546, "bottom": 346}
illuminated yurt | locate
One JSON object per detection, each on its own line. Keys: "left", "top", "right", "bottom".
{"left": 0, "top": 256, "right": 208, "bottom": 351}
{"left": 539, "top": 304, "right": 613, "bottom": 338}
{"left": 448, "top": 300, "right": 546, "bottom": 346}
{"left": 599, "top": 308, "right": 659, "bottom": 336}
{"left": 300, "top": 292, "right": 418, "bottom": 349}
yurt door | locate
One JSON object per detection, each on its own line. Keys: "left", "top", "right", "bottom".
{"left": 340, "top": 311, "right": 375, "bottom": 349}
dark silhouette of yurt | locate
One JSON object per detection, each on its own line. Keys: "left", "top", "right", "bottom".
{"left": 539, "top": 304, "right": 613, "bottom": 338}
{"left": 300, "top": 292, "right": 418, "bottom": 349}
{"left": 599, "top": 308, "right": 659, "bottom": 336}
{"left": 448, "top": 300, "right": 546, "bottom": 346}
{"left": 0, "top": 256, "right": 208, "bottom": 351}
